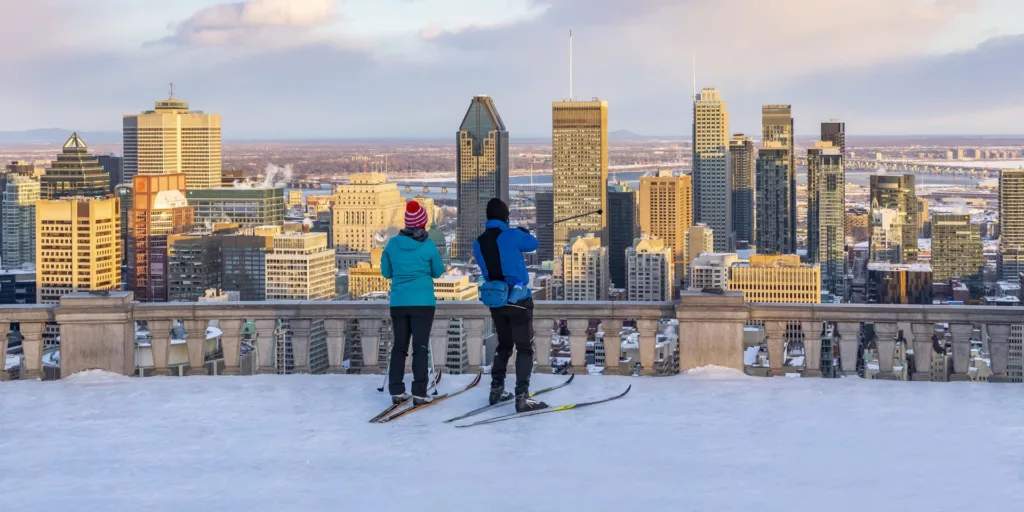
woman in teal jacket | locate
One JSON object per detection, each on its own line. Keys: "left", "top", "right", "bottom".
{"left": 380, "top": 201, "right": 445, "bottom": 405}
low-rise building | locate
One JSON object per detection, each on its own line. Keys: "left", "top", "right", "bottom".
{"left": 689, "top": 253, "right": 739, "bottom": 291}
{"left": 866, "top": 262, "right": 933, "bottom": 304}
{"left": 729, "top": 254, "right": 821, "bottom": 303}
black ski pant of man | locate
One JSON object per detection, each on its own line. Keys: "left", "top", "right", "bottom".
{"left": 388, "top": 306, "right": 435, "bottom": 397}
{"left": 489, "top": 298, "right": 534, "bottom": 396}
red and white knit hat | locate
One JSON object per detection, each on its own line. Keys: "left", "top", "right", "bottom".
{"left": 405, "top": 200, "right": 428, "bottom": 228}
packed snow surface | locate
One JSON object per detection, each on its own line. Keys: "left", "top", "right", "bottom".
{"left": 2, "top": 371, "right": 1024, "bottom": 511}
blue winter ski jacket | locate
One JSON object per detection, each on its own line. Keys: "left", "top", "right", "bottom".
{"left": 472, "top": 219, "right": 538, "bottom": 298}
{"left": 381, "top": 230, "right": 445, "bottom": 307}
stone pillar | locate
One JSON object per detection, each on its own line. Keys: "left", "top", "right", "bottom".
{"left": 801, "top": 321, "right": 822, "bottom": 377}
{"left": 54, "top": 292, "right": 136, "bottom": 377}
{"left": 676, "top": 292, "right": 747, "bottom": 372}
{"left": 949, "top": 323, "right": 973, "bottom": 381}
{"left": 254, "top": 318, "right": 278, "bottom": 375}
{"left": 218, "top": 319, "right": 243, "bottom": 376}
{"left": 567, "top": 318, "right": 590, "bottom": 374}
{"left": 986, "top": 324, "right": 1012, "bottom": 383}
{"left": 323, "top": 318, "right": 346, "bottom": 374}
{"left": 465, "top": 317, "right": 485, "bottom": 373}
{"left": 20, "top": 322, "right": 45, "bottom": 380}
{"left": 533, "top": 316, "right": 553, "bottom": 374}
{"left": 0, "top": 326, "right": 8, "bottom": 381}
{"left": 835, "top": 322, "right": 861, "bottom": 376}
{"left": 289, "top": 318, "right": 313, "bottom": 374}
{"left": 359, "top": 318, "right": 382, "bottom": 373}
{"left": 636, "top": 318, "right": 658, "bottom": 376}
{"left": 764, "top": 321, "right": 787, "bottom": 377}
{"left": 148, "top": 319, "right": 172, "bottom": 376}
{"left": 184, "top": 319, "right": 209, "bottom": 376}
{"left": 873, "top": 322, "right": 898, "bottom": 380}
{"left": 428, "top": 316, "right": 451, "bottom": 372}
{"left": 910, "top": 323, "right": 936, "bottom": 381}
{"left": 602, "top": 318, "right": 622, "bottom": 375}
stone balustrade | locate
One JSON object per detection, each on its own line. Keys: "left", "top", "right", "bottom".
{"left": 1, "top": 291, "right": 1021, "bottom": 383}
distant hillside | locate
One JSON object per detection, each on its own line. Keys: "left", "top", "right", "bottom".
{"left": 609, "top": 129, "right": 682, "bottom": 142}
{"left": 0, "top": 128, "right": 121, "bottom": 145}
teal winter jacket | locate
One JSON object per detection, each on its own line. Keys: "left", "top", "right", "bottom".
{"left": 381, "top": 229, "right": 445, "bottom": 307}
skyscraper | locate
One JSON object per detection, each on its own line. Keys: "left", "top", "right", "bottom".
{"left": 762, "top": 105, "right": 796, "bottom": 248}
{"left": 692, "top": 88, "right": 730, "bottom": 224}
{"left": 265, "top": 232, "right": 336, "bottom": 301}
{"left": 535, "top": 191, "right": 554, "bottom": 261}
{"left": 626, "top": 237, "right": 674, "bottom": 301}
{"left": 35, "top": 196, "right": 121, "bottom": 304}
{"left": 639, "top": 172, "right": 692, "bottom": 287}
{"left": 40, "top": 133, "right": 109, "bottom": 200}
{"left": 686, "top": 223, "right": 715, "bottom": 264}
{"left": 123, "top": 93, "right": 222, "bottom": 190}
{"left": 931, "top": 214, "right": 983, "bottom": 283}
{"left": 128, "top": 173, "right": 194, "bottom": 302}
{"left": 552, "top": 99, "right": 608, "bottom": 250}
{"left": 331, "top": 173, "right": 404, "bottom": 253}
{"left": 999, "top": 169, "right": 1024, "bottom": 282}
{"left": 560, "top": 234, "right": 609, "bottom": 301}
{"left": 696, "top": 150, "right": 732, "bottom": 252}
{"left": 755, "top": 144, "right": 794, "bottom": 255}
{"left": 168, "top": 234, "right": 222, "bottom": 301}
{"left": 456, "top": 96, "right": 509, "bottom": 262}
{"left": 96, "top": 154, "right": 124, "bottom": 194}
{"left": 2, "top": 175, "right": 39, "bottom": 269}
{"left": 607, "top": 183, "right": 636, "bottom": 288}
{"left": 729, "top": 134, "right": 755, "bottom": 248}
{"left": 115, "top": 184, "right": 133, "bottom": 267}
{"left": 221, "top": 227, "right": 278, "bottom": 301}
{"left": 808, "top": 143, "right": 846, "bottom": 298}
{"left": 186, "top": 187, "right": 286, "bottom": 227}
{"left": 820, "top": 120, "right": 846, "bottom": 155}
{"left": 869, "top": 174, "right": 918, "bottom": 263}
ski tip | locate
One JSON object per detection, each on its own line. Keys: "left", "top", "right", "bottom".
{"left": 566, "top": 374, "right": 576, "bottom": 383}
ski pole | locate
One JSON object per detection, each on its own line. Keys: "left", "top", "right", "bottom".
{"left": 376, "top": 323, "right": 390, "bottom": 393}
{"left": 537, "top": 209, "right": 603, "bottom": 229}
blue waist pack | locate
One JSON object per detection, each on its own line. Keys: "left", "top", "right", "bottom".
{"left": 480, "top": 280, "right": 510, "bottom": 308}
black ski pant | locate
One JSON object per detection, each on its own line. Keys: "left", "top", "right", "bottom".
{"left": 489, "top": 298, "right": 534, "bottom": 396}
{"left": 388, "top": 306, "right": 435, "bottom": 397}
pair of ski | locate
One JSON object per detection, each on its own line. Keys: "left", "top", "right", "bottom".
{"left": 446, "top": 374, "right": 632, "bottom": 428}
{"left": 369, "top": 370, "right": 482, "bottom": 423}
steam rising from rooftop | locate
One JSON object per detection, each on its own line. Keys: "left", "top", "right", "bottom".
{"left": 232, "top": 163, "right": 293, "bottom": 189}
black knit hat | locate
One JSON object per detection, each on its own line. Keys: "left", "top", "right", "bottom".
{"left": 486, "top": 197, "right": 509, "bottom": 223}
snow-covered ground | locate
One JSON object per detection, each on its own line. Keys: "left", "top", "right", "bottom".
{"left": 2, "top": 370, "right": 1023, "bottom": 511}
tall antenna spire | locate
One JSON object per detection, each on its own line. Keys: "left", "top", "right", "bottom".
{"left": 169, "top": 82, "right": 175, "bottom": 99}
{"left": 569, "top": 29, "right": 573, "bottom": 100}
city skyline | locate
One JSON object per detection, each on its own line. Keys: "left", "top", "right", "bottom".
{"left": 4, "top": 0, "right": 1024, "bottom": 138}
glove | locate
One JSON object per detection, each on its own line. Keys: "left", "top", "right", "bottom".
{"left": 516, "top": 226, "right": 530, "bottom": 234}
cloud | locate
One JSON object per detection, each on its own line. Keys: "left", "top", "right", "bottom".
{"left": 155, "top": 0, "right": 342, "bottom": 46}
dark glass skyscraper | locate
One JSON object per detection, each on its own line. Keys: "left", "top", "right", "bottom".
{"left": 821, "top": 121, "right": 846, "bottom": 155}
{"left": 729, "top": 134, "right": 755, "bottom": 249}
{"left": 97, "top": 154, "right": 124, "bottom": 194}
{"left": 607, "top": 183, "right": 637, "bottom": 288}
{"left": 535, "top": 191, "right": 554, "bottom": 261}
{"left": 456, "top": 95, "right": 508, "bottom": 262}
{"left": 755, "top": 145, "right": 794, "bottom": 255}
{"left": 41, "top": 133, "right": 110, "bottom": 200}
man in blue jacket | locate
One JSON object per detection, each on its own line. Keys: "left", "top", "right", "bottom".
{"left": 473, "top": 198, "right": 548, "bottom": 413}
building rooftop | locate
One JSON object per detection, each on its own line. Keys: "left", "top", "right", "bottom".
{"left": 866, "top": 262, "right": 933, "bottom": 273}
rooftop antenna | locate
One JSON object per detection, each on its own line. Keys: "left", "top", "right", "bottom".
{"left": 569, "top": 30, "right": 573, "bottom": 100}
{"left": 169, "top": 82, "right": 175, "bottom": 100}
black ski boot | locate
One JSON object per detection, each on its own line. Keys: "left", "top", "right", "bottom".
{"left": 489, "top": 384, "right": 513, "bottom": 406}
{"left": 391, "top": 393, "right": 411, "bottom": 405}
{"left": 515, "top": 393, "right": 548, "bottom": 413}
{"left": 412, "top": 395, "right": 434, "bottom": 406}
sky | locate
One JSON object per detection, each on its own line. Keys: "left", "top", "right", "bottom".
{"left": 2, "top": 0, "right": 1024, "bottom": 139}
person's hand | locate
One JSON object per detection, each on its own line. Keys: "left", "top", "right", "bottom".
{"left": 516, "top": 226, "right": 530, "bottom": 234}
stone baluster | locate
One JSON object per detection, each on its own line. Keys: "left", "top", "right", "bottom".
{"left": 835, "top": 322, "right": 861, "bottom": 376}
{"left": 289, "top": 318, "right": 313, "bottom": 374}
{"left": 1, "top": 323, "right": 9, "bottom": 381}
{"left": 19, "top": 322, "right": 45, "bottom": 380}
{"left": 219, "top": 319, "right": 244, "bottom": 376}
{"left": 323, "top": 318, "right": 347, "bottom": 374}
{"left": 949, "top": 323, "right": 974, "bottom": 381}
{"left": 567, "top": 318, "right": 590, "bottom": 375}
{"left": 602, "top": 318, "right": 622, "bottom": 376}
{"left": 184, "top": 319, "right": 209, "bottom": 376}
{"left": 254, "top": 318, "right": 278, "bottom": 375}
{"left": 873, "top": 322, "right": 898, "bottom": 380}
{"left": 986, "top": 324, "right": 1011, "bottom": 383}
{"left": 801, "top": 321, "right": 823, "bottom": 377}
{"left": 149, "top": 319, "right": 173, "bottom": 377}
{"left": 359, "top": 318, "right": 382, "bottom": 373}
{"left": 533, "top": 316, "right": 553, "bottom": 374}
{"left": 764, "top": 321, "right": 787, "bottom": 377}
{"left": 910, "top": 323, "right": 936, "bottom": 381}
{"left": 465, "top": 317, "right": 485, "bottom": 373}
{"left": 428, "top": 316, "right": 451, "bottom": 372}
{"left": 636, "top": 318, "right": 658, "bottom": 376}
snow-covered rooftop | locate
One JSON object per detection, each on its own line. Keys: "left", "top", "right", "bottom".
{"left": 2, "top": 371, "right": 1023, "bottom": 510}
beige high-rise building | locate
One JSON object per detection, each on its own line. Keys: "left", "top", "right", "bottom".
{"left": 687, "top": 223, "right": 715, "bottom": 264}
{"left": 639, "top": 171, "right": 692, "bottom": 286}
{"left": 35, "top": 196, "right": 121, "bottom": 304}
{"left": 692, "top": 88, "right": 730, "bottom": 227}
{"left": 730, "top": 254, "right": 821, "bottom": 304}
{"left": 561, "top": 234, "right": 609, "bottom": 301}
{"left": 552, "top": 100, "right": 608, "bottom": 251}
{"left": 265, "top": 232, "right": 336, "bottom": 300}
{"left": 3, "top": 174, "right": 40, "bottom": 269}
{"left": 689, "top": 253, "right": 739, "bottom": 292}
{"left": 932, "top": 214, "right": 983, "bottom": 283}
{"left": 332, "top": 173, "right": 404, "bottom": 252}
{"left": 625, "top": 237, "right": 674, "bottom": 301}
{"left": 808, "top": 142, "right": 846, "bottom": 298}
{"left": 123, "top": 94, "right": 222, "bottom": 190}
{"left": 348, "top": 248, "right": 390, "bottom": 299}
{"left": 1000, "top": 169, "right": 1024, "bottom": 281}
{"left": 413, "top": 195, "right": 437, "bottom": 228}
